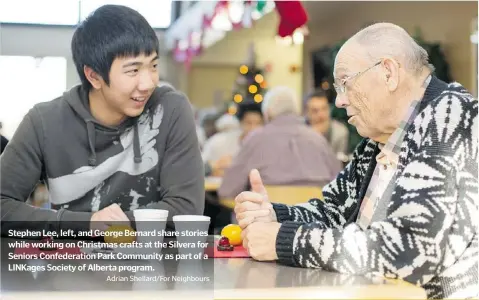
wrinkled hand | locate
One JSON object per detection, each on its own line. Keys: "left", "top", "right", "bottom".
{"left": 234, "top": 169, "right": 276, "bottom": 229}
{"left": 90, "top": 203, "right": 131, "bottom": 232}
{"left": 242, "top": 222, "right": 281, "bottom": 261}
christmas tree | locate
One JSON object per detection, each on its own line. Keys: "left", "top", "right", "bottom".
{"left": 227, "top": 43, "right": 267, "bottom": 115}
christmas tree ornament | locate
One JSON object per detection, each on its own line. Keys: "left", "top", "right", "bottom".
{"left": 229, "top": 0, "right": 245, "bottom": 30}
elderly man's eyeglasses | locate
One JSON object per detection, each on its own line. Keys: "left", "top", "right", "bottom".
{"left": 333, "top": 61, "right": 382, "bottom": 94}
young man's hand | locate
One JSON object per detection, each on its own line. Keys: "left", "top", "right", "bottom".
{"left": 90, "top": 203, "right": 131, "bottom": 232}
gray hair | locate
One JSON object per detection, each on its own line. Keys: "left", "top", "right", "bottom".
{"left": 352, "top": 22, "right": 434, "bottom": 75}
{"left": 262, "top": 86, "right": 300, "bottom": 119}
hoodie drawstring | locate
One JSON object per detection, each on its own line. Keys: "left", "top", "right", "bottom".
{"left": 65, "top": 85, "right": 149, "bottom": 167}
{"left": 86, "top": 121, "right": 142, "bottom": 166}
{"left": 133, "top": 123, "right": 142, "bottom": 163}
{"left": 87, "top": 121, "right": 97, "bottom": 166}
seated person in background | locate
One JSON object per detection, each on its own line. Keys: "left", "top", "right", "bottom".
{"left": 236, "top": 102, "right": 264, "bottom": 142}
{"left": 0, "top": 5, "right": 204, "bottom": 235}
{"left": 204, "top": 155, "right": 233, "bottom": 178}
{"left": 203, "top": 103, "right": 264, "bottom": 177}
{"left": 305, "top": 89, "right": 349, "bottom": 157}
{"left": 235, "top": 23, "right": 477, "bottom": 299}
{"left": 201, "top": 113, "right": 220, "bottom": 140}
{"left": 218, "top": 86, "right": 342, "bottom": 199}
{"left": 202, "top": 114, "right": 242, "bottom": 168}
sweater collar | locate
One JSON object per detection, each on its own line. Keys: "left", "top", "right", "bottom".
{"left": 418, "top": 75, "right": 448, "bottom": 112}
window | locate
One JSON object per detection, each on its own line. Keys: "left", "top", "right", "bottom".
{"left": 0, "top": 0, "right": 80, "bottom": 25}
{"left": 0, "top": 56, "right": 67, "bottom": 139}
{"left": 80, "top": 0, "right": 172, "bottom": 28}
{"left": 0, "top": 0, "right": 172, "bottom": 28}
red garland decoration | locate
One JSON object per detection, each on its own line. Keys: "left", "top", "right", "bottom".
{"left": 174, "top": 0, "right": 257, "bottom": 67}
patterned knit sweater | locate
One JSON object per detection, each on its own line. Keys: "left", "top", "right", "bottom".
{"left": 273, "top": 77, "right": 478, "bottom": 299}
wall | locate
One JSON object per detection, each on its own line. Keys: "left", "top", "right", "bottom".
{"left": 178, "top": 12, "right": 303, "bottom": 108}
{"left": 0, "top": 24, "right": 166, "bottom": 89}
{"left": 303, "top": 1, "right": 478, "bottom": 94}
{"left": 187, "top": 65, "right": 238, "bottom": 108}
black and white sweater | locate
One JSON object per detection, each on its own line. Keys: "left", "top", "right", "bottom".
{"left": 273, "top": 77, "right": 478, "bottom": 299}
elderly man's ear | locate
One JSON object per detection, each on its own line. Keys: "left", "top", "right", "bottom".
{"left": 382, "top": 58, "right": 400, "bottom": 92}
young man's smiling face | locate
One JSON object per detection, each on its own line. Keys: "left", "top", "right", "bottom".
{"left": 99, "top": 52, "right": 160, "bottom": 119}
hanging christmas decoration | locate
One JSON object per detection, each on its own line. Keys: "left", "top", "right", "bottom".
{"left": 241, "top": 0, "right": 254, "bottom": 29}
{"left": 273, "top": 0, "right": 308, "bottom": 38}
{"left": 173, "top": 39, "right": 188, "bottom": 63}
{"left": 228, "top": 0, "right": 244, "bottom": 30}
{"left": 256, "top": 0, "right": 267, "bottom": 13}
{"left": 227, "top": 0, "right": 255, "bottom": 30}
{"left": 170, "top": 0, "right": 273, "bottom": 67}
{"left": 203, "top": 14, "right": 213, "bottom": 29}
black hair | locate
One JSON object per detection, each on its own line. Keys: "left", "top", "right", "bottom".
{"left": 71, "top": 5, "right": 159, "bottom": 90}
{"left": 303, "top": 88, "right": 334, "bottom": 111}
{"left": 236, "top": 102, "right": 263, "bottom": 121}
{"left": 306, "top": 89, "right": 328, "bottom": 101}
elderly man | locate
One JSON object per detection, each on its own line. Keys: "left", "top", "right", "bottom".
{"left": 218, "top": 86, "right": 341, "bottom": 199}
{"left": 235, "top": 23, "right": 477, "bottom": 299}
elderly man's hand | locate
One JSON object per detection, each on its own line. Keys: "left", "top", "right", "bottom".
{"left": 234, "top": 169, "right": 277, "bottom": 229}
{"left": 242, "top": 222, "right": 281, "bottom": 261}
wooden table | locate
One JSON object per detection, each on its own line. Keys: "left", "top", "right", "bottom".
{"left": 0, "top": 237, "right": 426, "bottom": 299}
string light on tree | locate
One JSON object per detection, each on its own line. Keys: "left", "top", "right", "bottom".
{"left": 255, "top": 74, "right": 264, "bottom": 83}
{"left": 248, "top": 85, "right": 258, "bottom": 94}
{"left": 233, "top": 94, "right": 243, "bottom": 103}
{"left": 226, "top": 43, "right": 266, "bottom": 112}
{"left": 239, "top": 65, "right": 248, "bottom": 75}
{"left": 228, "top": 104, "right": 238, "bottom": 115}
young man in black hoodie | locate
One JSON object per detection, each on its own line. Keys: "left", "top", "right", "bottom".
{"left": 0, "top": 5, "right": 204, "bottom": 234}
